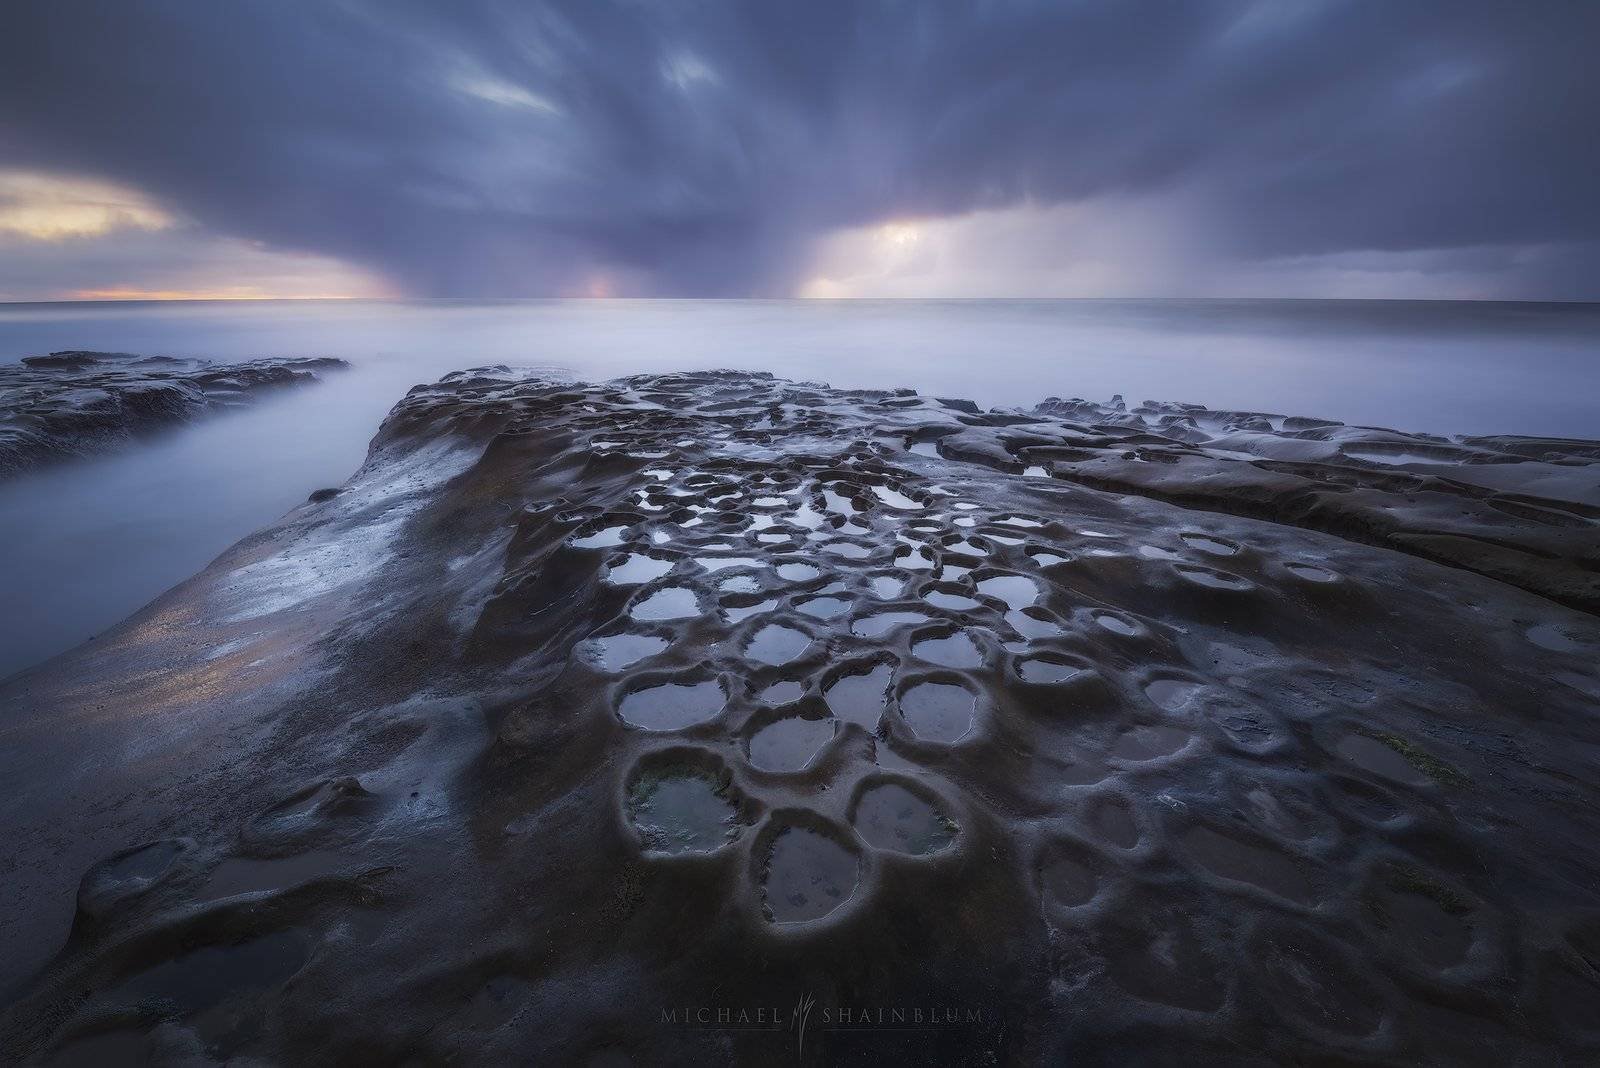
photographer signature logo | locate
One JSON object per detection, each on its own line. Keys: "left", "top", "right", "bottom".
{"left": 790, "top": 991, "right": 816, "bottom": 1061}
{"left": 661, "top": 991, "right": 981, "bottom": 1063}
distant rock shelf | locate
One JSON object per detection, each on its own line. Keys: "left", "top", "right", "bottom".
{"left": 0, "top": 350, "right": 347, "bottom": 478}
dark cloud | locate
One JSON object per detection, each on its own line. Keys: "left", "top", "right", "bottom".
{"left": 1, "top": 0, "right": 1597, "bottom": 298}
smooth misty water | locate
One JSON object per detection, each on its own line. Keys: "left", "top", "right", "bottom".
{"left": 1, "top": 297, "right": 1597, "bottom": 678}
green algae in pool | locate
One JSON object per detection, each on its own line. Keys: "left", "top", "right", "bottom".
{"left": 627, "top": 766, "right": 742, "bottom": 854}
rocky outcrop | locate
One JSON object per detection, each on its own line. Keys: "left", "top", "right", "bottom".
{"left": 954, "top": 395, "right": 1600, "bottom": 613}
{"left": 0, "top": 350, "right": 347, "bottom": 478}
{"left": 1, "top": 370, "right": 1597, "bottom": 1064}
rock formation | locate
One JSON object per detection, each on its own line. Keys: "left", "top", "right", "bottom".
{"left": 0, "top": 351, "right": 347, "bottom": 478}
{"left": 1, "top": 370, "right": 1596, "bottom": 1064}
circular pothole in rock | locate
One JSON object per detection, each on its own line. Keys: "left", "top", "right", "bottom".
{"left": 1180, "top": 825, "right": 1314, "bottom": 903}
{"left": 871, "top": 484, "right": 923, "bottom": 510}
{"left": 1007, "top": 607, "right": 1065, "bottom": 640}
{"left": 1180, "top": 533, "right": 1239, "bottom": 556}
{"left": 850, "top": 779, "right": 958, "bottom": 856}
{"left": 1086, "top": 796, "right": 1140, "bottom": 848}
{"left": 697, "top": 555, "right": 762, "bottom": 573}
{"left": 758, "top": 679, "right": 805, "bottom": 705}
{"left": 743, "top": 623, "right": 815, "bottom": 666}
{"left": 719, "top": 574, "right": 762, "bottom": 594}
{"left": 869, "top": 573, "right": 907, "bottom": 598}
{"left": 910, "top": 628, "right": 984, "bottom": 669}
{"left": 77, "top": 839, "right": 192, "bottom": 918}
{"left": 605, "top": 553, "right": 674, "bottom": 586}
{"left": 747, "top": 712, "right": 837, "bottom": 773}
{"left": 976, "top": 574, "right": 1039, "bottom": 610}
{"left": 796, "top": 595, "right": 851, "bottom": 619}
{"left": 1365, "top": 863, "right": 1478, "bottom": 970}
{"left": 1110, "top": 724, "right": 1192, "bottom": 761}
{"left": 1526, "top": 621, "right": 1595, "bottom": 653}
{"left": 625, "top": 754, "right": 746, "bottom": 856}
{"left": 93, "top": 929, "right": 309, "bottom": 1022}
{"left": 617, "top": 675, "right": 726, "bottom": 731}
{"left": 1173, "top": 564, "right": 1254, "bottom": 591}
{"left": 825, "top": 661, "right": 895, "bottom": 730}
{"left": 1334, "top": 733, "right": 1436, "bottom": 788}
{"left": 571, "top": 523, "right": 630, "bottom": 549}
{"left": 924, "top": 590, "right": 981, "bottom": 611}
{"left": 1103, "top": 910, "right": 1225, "bottom": 1012}
{"left": 1016, "top": 653, "right": 1089, "bottom": 685}
{"left": 898, "top": 679, "right": 977, "bottom": 743}
{"left": 757, "top": 817, "right": 862, "bottom": 925}
{"left": 1092, "top": 611, "right": 1141, "bottom": 637}
{"left": 1038, "top": 839, "right": 1103, "bottom": 908}
{"left": 1144, "top": 677, "right": 1204, "bottom": 710}
{"left": 1248, "top": 922, "right": 1386, "bottom": 1038}
{"left": 587, "top": 632, "right": 670, "bottom": 671}
{"left": 1285, "top": 561, "right": 1339, "bottom": 583}
{"left": 629, "top": 586, "right": 701, "bottom": 621}
{"left": 851, "top": 611, "right": 930, "bottom": 638}
{"left": 776, "top": 562, "right": 822, "bottom": 582}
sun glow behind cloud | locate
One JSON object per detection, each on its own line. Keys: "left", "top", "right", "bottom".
{"left": 0, "top": 171, "right": 174, "bottom": 240}
{"left": 796, "top": 201, "right": 1209, "bottom": 298}
{"left": 0, "top": 169, "right": 395, "bottom": 301}
{"left": 796, "top": 198, "right": 1540, "bottom": 301}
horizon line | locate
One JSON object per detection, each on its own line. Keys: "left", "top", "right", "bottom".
{"left": 4, "top": 295, "right": 1600, "bottom": 307}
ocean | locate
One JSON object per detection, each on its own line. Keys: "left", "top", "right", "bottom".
{"left": 2, "top": 297, "right": 1597, "bottom": 677}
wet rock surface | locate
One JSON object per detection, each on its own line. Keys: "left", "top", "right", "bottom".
{"left": 1017, "top": 393, "right": 1600, "bottom": 613}
{"left": 1, "top": 368, "right": 1598, "bottom": 1064}
{"left": 0, "top": 350, "right": 346, "bottom": 477}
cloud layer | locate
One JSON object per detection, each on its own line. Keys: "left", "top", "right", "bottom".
{"left": 2, "top": 1, "right": 1597, "bottom": 299}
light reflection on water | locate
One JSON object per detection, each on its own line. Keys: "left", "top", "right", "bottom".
{"left": 1, "top": 297, "right": 1596, "bottom": 677}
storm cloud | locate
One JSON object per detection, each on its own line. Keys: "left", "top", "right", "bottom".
{"left": 2, "top": 0, "right": 1597, "bottom": 299}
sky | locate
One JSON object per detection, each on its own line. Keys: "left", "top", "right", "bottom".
{"left": 1, "top": 1, "right": 1597, "bottom": 302}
